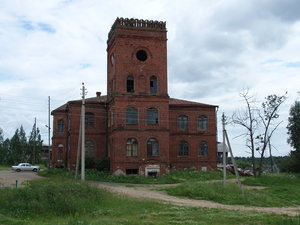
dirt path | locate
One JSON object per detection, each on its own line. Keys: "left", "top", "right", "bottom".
{"left": 90, "top": 182, "right": 300, "bottom": 216}
{"left": 0, "top": 170, "right": 44, "bottom": 187}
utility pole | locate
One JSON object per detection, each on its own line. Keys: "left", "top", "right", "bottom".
{"left": 223, "top": 112, "right": 243, "bottom": 192}
{"left": 48, "top": 96, "right": 51, "bottom": 168}
{"left": 81, "top": 83, "right": 87, "bottom": 181}
{"left": 222, "top": 113, "right": 227, "bottom": 185}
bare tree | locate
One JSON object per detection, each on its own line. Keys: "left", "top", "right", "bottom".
{"left": 232, "top": 90, "right": 259, "bottom": 176}
{"left": 232, "top": 90, "right": 287, "bottom": 176}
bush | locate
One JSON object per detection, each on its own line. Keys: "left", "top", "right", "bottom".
{"left": 96, "top": 157, "right": 110, "bottom": 172}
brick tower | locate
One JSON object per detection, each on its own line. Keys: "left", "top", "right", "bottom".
{"left": 107, "top": 18, "right": 170, "bottom": 175}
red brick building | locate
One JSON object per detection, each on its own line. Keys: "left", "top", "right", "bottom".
{"left": 51, "top": 18, "right": 218, "bottom": 176}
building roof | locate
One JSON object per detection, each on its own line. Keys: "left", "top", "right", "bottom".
{"left": 52, "top": 95, "right": 216, "bottom": 114}
{"left": 169, "top": 98, "right": 217, "bottom": 108}
{"left": 51, "top": 95, "right": 107, "bottom": 114}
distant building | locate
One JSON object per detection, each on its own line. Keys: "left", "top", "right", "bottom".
{"left": 51, "top": 18, "right": 218, "bottom": 176}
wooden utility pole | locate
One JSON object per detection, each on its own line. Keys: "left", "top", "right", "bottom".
{"left": 223, "top": 112, "right": 243, "bottom": 192}
{"left": 81, "top": 83, "right": 86, "bottom": 181}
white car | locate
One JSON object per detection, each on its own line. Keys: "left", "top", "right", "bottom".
{"left": 11, "top": 163, "right": 40, "bottom": 172}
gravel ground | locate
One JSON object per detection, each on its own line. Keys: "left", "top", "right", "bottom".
{"left": 0, "top": 170, "right": 44, "bottom": 187}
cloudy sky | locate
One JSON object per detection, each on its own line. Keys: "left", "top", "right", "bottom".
{"left": 0, "top": 0, "right": 299, "bottom": 157}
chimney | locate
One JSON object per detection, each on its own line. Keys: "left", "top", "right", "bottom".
{"left": 96, "top": 92, "right": 101, "bottom": 97}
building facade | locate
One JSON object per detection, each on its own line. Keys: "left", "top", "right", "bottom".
{"left": 51, "top": 18, "right": 218, "bottom": 176}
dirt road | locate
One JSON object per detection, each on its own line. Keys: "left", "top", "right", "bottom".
{"left": 0, "top": 170, "right": 44, "bottom": 187}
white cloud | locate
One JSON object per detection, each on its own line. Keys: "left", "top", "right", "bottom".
{"left": 0, "top": 0, "right": 299, "bottom": 156}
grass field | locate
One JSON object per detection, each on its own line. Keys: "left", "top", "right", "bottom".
{"left": 39, "top": 168, "right": 234, "bottom": 184}
{"left": 0, "top": 179, "right": 299, "bottom": 225}
{"left": 162, "top": 173, "right": 300, "bottom": 207}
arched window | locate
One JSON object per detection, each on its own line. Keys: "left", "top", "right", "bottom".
{"left": 199, "top": 141, "right": 208, "bottom": 157}
{"left": 85, "top": 140, "right": 94, "bottom": 157}
{"left": 85, "top": 112, "right": 95, "bottom": 128}
{"left": 127, "top": 76, "right": 134, "bottom": 93}
{"left": 126, "top": 138, "right": 138, "bottom": 156}
{"left": 126, "top": 107, "right": 138, "bottom": 124}
{"left": 178, "top": 141, "right": 189, "bottom": 156}
{"left": 147, "top": 108, "right": 158, "bottom": 124}
{"left": 150, "top": 76, "right": 157, "bottom": 94}
{"left": 57, "top": 120, "right": 64, "bottom": 133}
{"left": 147, "top": 138, "right": 159, "bottom": 156}
{"left": 178, "top": 115, "right": 188, "bottom": 130}
{"left": 198, "top": 116, "right": 208, "bottom": 130}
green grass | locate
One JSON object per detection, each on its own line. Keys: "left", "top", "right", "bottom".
{"left": 162, "top": 173, "right": 300, "bottom": 207}
{"left": 39, "top": 168, "right": 232, "bottom": 184}
{"left": 0, "top": 179, "right": 299, "bottom": 225}
{"left": 0, "top": 165, "right": 10, "bottom": 171}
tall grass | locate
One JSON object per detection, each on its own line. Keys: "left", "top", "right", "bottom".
{"left": 0, "top": 179, "right": 105, "bottom": 218}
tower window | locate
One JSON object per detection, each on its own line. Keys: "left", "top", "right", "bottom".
{"left": 127, "top": 76, "right": 134, "bottom": 93}
{"left": 147, "top": 108, "right": 158, "bottom": 124}
{"left": 150, "top": 76, "right": 157, "bottom": 94}
{"left": 136, "top": 50, "right": 147, "bottom": 61}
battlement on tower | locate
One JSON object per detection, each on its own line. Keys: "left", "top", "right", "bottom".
{"left": 108, "top": 17, "right": 166, "bottom": 39}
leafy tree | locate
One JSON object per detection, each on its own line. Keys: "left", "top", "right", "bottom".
{"left": 9, "top": 126, "right": 28, "bottom": 164}
{"left": 283, "top": 100, "right": 300, "bottom": 172}
{"left": 0, "top": 127, "right": 3, "bottom": 145}
{"left": 287, "top": 101, "right": 300, "bottom": 152}
{"left": 28, "top": 122, "right": 43, "bottom": 164}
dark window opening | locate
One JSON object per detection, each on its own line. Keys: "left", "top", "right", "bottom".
{"left": 85, "top": 112, "right": 95, "bottom": 128}
{"left": 147, "top": 108, "right": 158, "bottom": 124}
{"left": 126, "top": 169, "right": 139, "bottom": 175}
{"left": 148, "top": 172, "right": 158, "bottom": 177}
{"left": 57, "top": 120, "right": 64, "bottom": 133}
{"left": 136, "top": 50, "right": 148, "bottom": 61}
{"left": 127, "top": 76, "right": 134, "bottom": 92}
{"left": 147, "top": 138, "right": 159, "bottom": 156}
{"left": 199, "top": 141, "right": 209, "bottom": 157}
{"left": 150, "top": 76, "right": 157, "bottom": 93}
